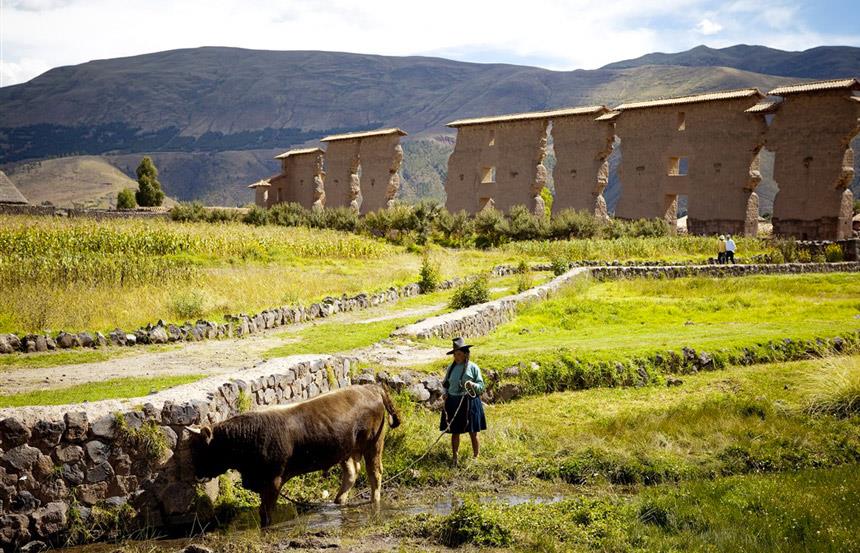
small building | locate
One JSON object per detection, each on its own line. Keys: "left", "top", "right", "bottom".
{"left": 0, "top": 170, "right": 28, "bottom": 205}
{"left": 248, "top": 179, "right": 271, "bottom": 208}
{"left": 320, "top": 128, "right": 406, "bottom": 214}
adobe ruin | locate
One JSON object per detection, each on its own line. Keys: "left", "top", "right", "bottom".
{"left": 612, "top": 89, "right": 767, "bottom": 234}
{"left": 267, "top": 148, "right": 325, "bottom": 210}
{"left": 321, "top": 128, "right": 406, "bottom": 213}
{"left": 759, "top": 79, "right": 860, "bottom": 240}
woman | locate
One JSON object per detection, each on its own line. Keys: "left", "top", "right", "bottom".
{"left": 440, "top": 337, "right": 487, "bottom": 466}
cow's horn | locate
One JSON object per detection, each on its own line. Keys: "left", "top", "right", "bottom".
{"left": 187, "top": 426, "right": 203, "bottom": 435}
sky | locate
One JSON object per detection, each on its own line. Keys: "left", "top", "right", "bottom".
{"left": 1, "top": 0, "right": 859, "bottom": 87}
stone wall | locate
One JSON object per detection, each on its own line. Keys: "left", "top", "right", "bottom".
{"left": 0, "top": 355, "right": 354, "bottom": 550}
{"left": 266, "top": 150, "right": 324, "bottom": 210}
{"left": 356, "top": 134, "right": 404, "bottom": 213}
{"left": 0, "top": 206, "right": 169, "bottom": 220}
{"left": 320, "top": 139, "right": 361, "bottom": 211}
{"left": 765, "top": 90, "right": 860, "bottom": 240}
{"left": 552, "top": 113, "right": 615, "bottom": 219}
{"left": 392, "top": 267, "right": 589, "bottom": 339}
{"left": 445, "top": 120, "right": 549, "bottom": 214}
{"left": 589, "top": 262, "right": 860, "bottom": 280}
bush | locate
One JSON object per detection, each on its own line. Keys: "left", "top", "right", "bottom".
{"left": 169, "top": 290, "right": 207, "bottom": 320}
{"left": 434, "top": 208, "right": 474, "bottom": 247}
{"left": 550, "top": 209, "right": 601, "bottom": 239}
{"left": 473, "top": 208, "right": 509, "bottom": 249}
{"left": 449, "top": 275, "right": 490, "bottom": 309}
{"left": 515, "top": 259, "right": 533, "bottom": 293}
{"left": 170, "top": 202, "right": 207, "bottom": 222}
{"left": 242, "top": 205, "right": 270, "bottom": 226}
{"left": 116, "top": 188, "right": 137, "bottom": 210}
{"left": 418, "top": 251, "right": 441, "bottom": 293}
{"left": 320, "top": 207, "right": 359, "bottom": 232}
{"left": 797, "top": 249, "right": 812, "bottom": 263}
{"left": 540, "top": 187, "right": 554, "bottom": 218}
{"left": 506, "top": 205, "right": 548, "bottom": 241}
{"left": 774, "top": 238, "right": 799, "bottom": 263}
{"left": 549, "top": 255, "right": 570, "bottom": 276}
{"left": 825, "top": 243, "right": 844, "bottom": 263}
{"left": 437, "top": 501, "right": 511, "bottom": 548}
{"left": 269, "top": 202, "right": 309, "bottom": 227}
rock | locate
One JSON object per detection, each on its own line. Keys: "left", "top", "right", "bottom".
{"left": 36, "top": 479, "right": 68, "bottom": 503}
{"left": 75, "top": 482, "right": 108, "bottom": 506}
{"left": 95, "top": 332, "right": 108, "bottom": 347}
{"left": 0, "top": 334, "right": 21, "bottom": 354}
{"left": 496, "top": 383, "right": 522, "bottom": 402}
{"left": 162, "top": 401, "right": 202, "bottom": 425}
{"left": 697, "top": 352, "right": 713, "bottom": 369}
{"left": 125, "top": 333, "right": 137, "bottom": 346}
{"left": 90, "top": 415, "right": 116, "bottom": 439}
{"left": 85, "top": 462, "right": 114, "bottom": 483}
{"left": 31, "top": 502, "right": 68, "bottom": 538}
{"left": 109, "top": 330, "right": 127, "bottom": 346}
{"left": 407, "top": 383, "right": 431, "bottom": 402}
{"left": 0, "top": 418, "right": 31, "bottom": 447}
{"left": 2, "top": 445, "right": 41, "bottom": 471}
{"left": 666, "top": 376, "right": 684, "bottom": 387}
{"left": 60, "top": 463, "right": 84, "bottom": 486}
{"left": 356, "top": 372, "right": 375, "bottom": 385}
{"left": 10, "top": 491, "right": 40, "bottom": 514}
{"left": 45, "top": 337, "right": 57, "bottom": 350}
{"left": 502, "top": 366, "right": 520, "bottom": 378}
{"left": 31, "top": 454, "right": 54, "bottom": 480}
{"left": 85, "top": 440, "right": 109, "bottom": 464}
{"left": 0, "top": 514, "right": 31, "bottom": 547}
{"left": 32, "top": 420, "right": 65, "bottom": 449}
{"left": 55, "top": 332, "right": 78, "bottom": 349}
{"left": 181, "top": 545, "right": 214, "bottom": 553}
{"left": 20, "top": 540, "right": 48, "bottom": 553}
{"left": 63, "top": 412, "right": 88, "bottom": 442}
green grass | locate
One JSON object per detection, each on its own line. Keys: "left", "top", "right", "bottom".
{"left": 462, "top": 273, "right": 860, "bottom": 362}
{"left": 263, "top": 316, "right": 422, "bottom": 357}
{"left": 0, "top": 374, "right": 205, "bottom": 407}
{"left": 0, "top": 344, "right": 180, "bottom": 371}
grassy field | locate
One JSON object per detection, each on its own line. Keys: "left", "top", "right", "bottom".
{"left": 148, "top": 355, "right": 860, "bottom": 552}
{"left": 0, "top": 374, "right": 203, "bottom": 407}
{"left": 431, "top": 272, "right": 860, "bottom": 373}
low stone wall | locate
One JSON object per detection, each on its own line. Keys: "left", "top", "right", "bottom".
{"left": 0, "top": 355, "right": 355, "bottom": 550}
{"left": 0, "top": 279, "right": 462, "bottom": 355}
{"left": 589, "top": 262, "right": 860, "bottom": 280}
{"left": 392, "top": 268, "right": 590, "bottom": 340}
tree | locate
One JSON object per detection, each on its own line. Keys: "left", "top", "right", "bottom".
{"left": 116, "top": 188, "right": 137, "bottom": 209}
{"left": 135, "top": 156, "right": 165, "bottom": 207}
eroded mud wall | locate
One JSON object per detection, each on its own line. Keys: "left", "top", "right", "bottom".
{"left": 552, "top": 116, "right": 615, "bottom": 219}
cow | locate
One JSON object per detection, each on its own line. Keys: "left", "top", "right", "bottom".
{"left": 188, "top": 384, "right": 401, "bottom": 526}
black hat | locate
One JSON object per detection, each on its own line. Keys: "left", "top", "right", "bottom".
{"left": 446, "top": 337, "right": 472, "bottom": 355}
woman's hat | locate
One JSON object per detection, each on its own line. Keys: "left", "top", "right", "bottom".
{"left": 447, "top": 337, "right": 472, "bottom": 355}
{"left": 719, "top": 235, "right": 725, "bottom": 240}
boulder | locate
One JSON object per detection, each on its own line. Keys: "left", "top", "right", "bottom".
{"left": 32, "top": 420, "right": 64, "bottom": 449}
{"left": 0, "top": 334, "right": 21, "bottom": 354}
{"left": 90, "top": 415, "right": 116, "bottom": 439}
{"left": 63, "top": 412, "right": 88, "bottom": 442}
{"left": 108, "top": 330, "right": 127, "bottom": 346}
{"left": 149, "top": 326, "right": 169, "bottom": 344}
{"left": 2, "top": 445, "right": 41, "bottom": 471}
{"left": 0, "top": 514, "right": 31, "bottom": 547}
{"left": 54, "top": 332, "right": 78, "bottom": 349}
{"left": 31, "top": 502, "right": 68, "bottom": 538}
{"left": 10, "top": 491, "right": 40, "bottom": 514}
{"left": 85, "top": 462, "right": 114, "bottom": 484}
{"left": 0, "top": 418, "right": 31, "bottom": 447}
{"left": 84, "top": 440, "right": 108, "bottom": 464}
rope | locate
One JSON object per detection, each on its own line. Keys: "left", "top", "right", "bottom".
{"left": 279, "top": 387, "right": 477, "bottom": 508}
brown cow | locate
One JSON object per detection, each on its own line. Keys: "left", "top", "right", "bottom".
{"left": 188, "top": 384, "right": 400, "bottom": 525}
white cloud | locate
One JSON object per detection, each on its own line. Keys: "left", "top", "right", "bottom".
{"left": 696, "top": 18, "right": 723, "bottom": 35}
{"left": 8, "top": 0, "right": 73, "bottom": 11}
{"left": 0, "top": 57, "right": 51, "bottom": 87}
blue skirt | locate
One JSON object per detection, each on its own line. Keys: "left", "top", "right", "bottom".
{"left": 440, "top": 394, "right": 487, "bottom": 434}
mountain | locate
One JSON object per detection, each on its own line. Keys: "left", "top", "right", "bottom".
{"left": 0, "top": 45, "right": 857, "bottom": 206}
{"left": 602, "top": 44, "right": 860, "bottom": 80}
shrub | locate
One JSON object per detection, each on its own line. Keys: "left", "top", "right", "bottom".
{"left": 269, "top": 202, "right": 309, "bottom": 227}
{"left": 449, "top": 275, "right": 490, "bottom": 309}
{"left": 516, "top": 259, "right": 533, "bottom": 293}
{"left": 320, "top": 207, "right": 359, "bottom": 232}
{"left": 506, "top": 205, "right": 548, "bottom": 241}
{"left": 134, "top": 156, "right": 165, "bottom": 207}
{"left": 434, "top": 208, "right": 474, "bottom": 247}
{"left": 473, "top": 208, "right": 509, "bottom": 249}
{"left": 540, "top": 187, "right": 554, "bottom": 218}
{"left": 549, "top": 255, "right": 570, "bottom": 276}
{"left": 418, "top": 251, "right": 441, "bottom": 293}
{"left": 169, "top": 290, "right": 207, "bottom": 320}
{"left": 170, "top": 202, "right": 207, "bottom": 222}
{"left": 437, "top": 501, "right": 511, "bottom": 548}
{"left": 116, "top": 188, "right": 137, "bottom": 210}
{"left": 774, "top": 238, "right": 799, "bottom": 263}
{"left": 550, "top": 209, "right": 601, "bottom": 239}
{"left": 797, "top": 249, "right": 812, "bottom": 263}
{"left": 825, "top": 243, "right": 844, "bottom": 263}
{"left": 242, "top": 205, "right": 270, "bottom": 226}
{"left": 620, "top": 218, "right": 671, "bottom": 238}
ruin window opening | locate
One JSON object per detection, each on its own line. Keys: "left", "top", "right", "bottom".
{"left": 677, "top": 112, "right": 686, "bottom": 131}
{"left": 371, "top": 178, "right": 375, "bottom": 187}
{"left": 276, "top": 188, "right": 282, "bottom": 202}
{"left": 481, "top": 166, "right": 496, "bottom": 184}
{"left": 668, "top": 157, "right": 689, "bottom": 176}
{"left": 765, "top": 114, "right": 775, "bottom": 127}
{"left": 607, "top": 136, "right": 622, "bottom": 214}
{"left": 676, "top": 194, "right": 689, "bottom": 233}
{"left": 489, "top": 130, "right": 496, "bottom": 147}
{"left": 479, "top": 197, "right": 493, "bottom": 209}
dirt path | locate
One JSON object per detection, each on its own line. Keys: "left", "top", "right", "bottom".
{"left": 0, "top": 302, "right": 450, "bottom": 395}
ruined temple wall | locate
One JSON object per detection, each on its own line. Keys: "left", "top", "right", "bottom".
{"left": 268, "top": 153, "right": 323, "bottom": 209}
{"left": 322, "top": 140, "right": 362, "bottom": 209}
{"left": 614, "top": 97, "right": 765, "bottom": 234}
{"left": 355, "top": 134, "right": 403, "bottom": 213}
{"left": 551, "top": 117, "right": 615, "bottom": 218}
{"left": 445, "top": 120, "right": 548, "bottom": 214}
{"left": 766, "top": 92, "right": 860, "bottom": 240}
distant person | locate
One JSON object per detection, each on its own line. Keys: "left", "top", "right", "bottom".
{"left": 717, "top": 235, "right": 727, "bottom": 264}
{"left": 726, "top": 234, "right": 737, "bottom": 264}
{"left": 440, "top": 337, "right": 487, "bottom": 467}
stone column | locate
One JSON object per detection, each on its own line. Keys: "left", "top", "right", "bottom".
{"left": 349, "top": 155, "right": 362, "bottom": 213}
{"left": 312, "top": 153, "right": 325, "bottom": 211}
{"left": 532, "top": 133, "right": 548, "bottom": 216}
{"left": 386, "top": 144, "right": 403, "bottom": 208}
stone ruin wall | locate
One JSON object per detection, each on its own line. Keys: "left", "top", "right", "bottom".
{"left": 445, "top": 120, "right": 549, "bottom": 214}
{"left": 320, "top": 139, "right": 362, "bottom": 211}
{"left": 267, "top": 151, "right": 324, "bottom": 210}
{"left": 353, "top": 134, "right": 404, "bottom": 213}
{"left": 551, "top": 115, "right": 615, "bottom": 219}
{"left": 766, "top": 91, "right": 860, "bottom": 240}
{"left": 0, "top": 357, "right": 354, "bottom": 551}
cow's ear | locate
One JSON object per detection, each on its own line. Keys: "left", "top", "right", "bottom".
{"left": 201, "top": 426, "right": 213, "bottom": 444}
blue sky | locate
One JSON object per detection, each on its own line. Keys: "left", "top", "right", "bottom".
{"left": 1, "top": 0, "right": 858, "bottom": 87}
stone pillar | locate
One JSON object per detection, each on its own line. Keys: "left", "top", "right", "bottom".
{"left": 312, "top": 153, "right": 325, "bottom": 211}
{"left": 532, "top": 133, "right": 548, "bottom": 216}
{"left": 349, "top": 155, "right": 362, "bottom": 213}
{"left": 386, "top": 144, "right": 404, "bottom": 208}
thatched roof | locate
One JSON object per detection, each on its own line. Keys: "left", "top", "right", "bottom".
{"left": 274, "top": 147, "right": 324, "bottom": 160}
{"left": 768, "top": 78, "right": 860, "bottom": 96}
{"left": 321, "top": 128, "right": 407, "bottom": 142}
{"left": 447, "top": 105, "right": 608, "bottom": 128}
{"left": 0, "top": 170, "right": 28, "bottom": 205}
{"left": 247, "top": 179, "right": 272, "bottom": 189}
{"left": 745, "top": 100, "right": 782, "bottom": 114}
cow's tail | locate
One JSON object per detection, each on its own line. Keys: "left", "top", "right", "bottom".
{"left": 380, "top": 385, "right": 401, "bottom": 429}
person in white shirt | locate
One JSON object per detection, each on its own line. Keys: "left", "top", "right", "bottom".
{"left": 725, "top": 235, "right": 737, "bottom": 264}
